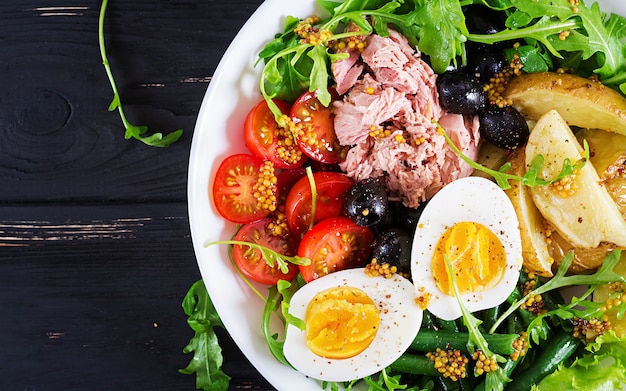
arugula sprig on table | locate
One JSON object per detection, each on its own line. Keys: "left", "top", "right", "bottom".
{"left": 98, "top": 0, "right": 183, "bottom": 147}
{"left": 179, "top": 280, "right": 230, "bottom": 391}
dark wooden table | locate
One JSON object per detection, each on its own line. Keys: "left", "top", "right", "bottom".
{"left": 0, "top": 1, "right": 275, "bottom": 389}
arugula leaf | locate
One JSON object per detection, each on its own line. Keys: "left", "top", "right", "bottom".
{"left": 443, "top": 255, "right": 510, "bottom": 391}
{"left": 98, "top": 0, "right": 183, "bottom": 147}
{"left": 362, "top": 367, "right": 423, "bottom": 391}
{"left": 262, "top": 276, "right": 306, "bottom": 366}
{"left": 179, "top": 280, "right": 231, "bottom": 391}
{"left": 204, "top": 239, "right": 311, "bottom": 273}
{"left": 441, "top": 126, "right": 589, "bottom": 190}
{"left": 491, "top": 250, "right": 625, "bottom": 335}
{"left": 470, "top": 0, "right": 626, "bottom": 92}
{"left": 405, "top": 0, "right": 468, "bottom": 72}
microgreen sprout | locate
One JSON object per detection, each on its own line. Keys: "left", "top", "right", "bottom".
{"left": 98, "top": 0, "right": 183, "bottom": 147}
{"left": 490, "top": 250, "right": 625, "bottom": 335}
{"left": 305, "top": 166, "right": 318, "bottom": 233}
{"left": 440, "top": 127, "right": 590, "bottom": 190}
{"left": 363, "top": 367, "right": 413, "bottom": 391}
{"left": 443, "top": 255, "right": 510, "bottom": 391}
{"left": 204, "top": 240, "right": 311, "bottom": 273}
{"left": 262, "top": 276, "right": 306, "bottom": 367}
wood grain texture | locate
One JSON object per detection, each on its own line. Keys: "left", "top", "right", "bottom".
{"left": 0, "top": 0, "right": 264, "bottom": 202}
{"left": 0, "top": 0, "right": 276, "bottom": 390}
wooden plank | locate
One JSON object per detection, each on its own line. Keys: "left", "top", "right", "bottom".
{"left": 0, "top": 202, "right": 273, "bottom": 390}
{"left": 0, "top": 0, "right": 264, "bottom": 203}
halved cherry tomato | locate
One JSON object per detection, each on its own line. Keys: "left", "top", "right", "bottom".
{"left": 284, "top": 171, "right": 354, "bottom": 238}
{"left": 244, "top": 99, "right": 307, "bottom": 169}
{"left": 232, "top": 218, "right": 299, "bottom": 285}
{"left": 290, "top": 91, "right": 347, "bottom": 164}
{"left": 212, "top": 153, "right": 272, "bottom": 224}
{"left": 298, "top": 217, "right": 374, "bottom": 282}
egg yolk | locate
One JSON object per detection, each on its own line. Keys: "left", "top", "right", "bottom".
{"left": 431, "top": 221, "right": 506, "bottom": 295}
{"left": 304, "top": 286, "right": 380, "bottom": 359}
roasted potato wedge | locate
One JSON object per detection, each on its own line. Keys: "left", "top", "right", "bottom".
{"left": 526, "top": 110, "right": 626, "bottom": 249}
{"left": 504, "top": 149, "right": 554, "bottom": 277}
{"left": 473, "top": 140, "right": 510, "bottom": 180}
{"left": 505, "top": 72, "right": 626, "bottom": 136}
{"left": 577, "top": 128, "right": 626, "bottom": 219}
{"left": 547, "top": 228, "right": 615, "bottom": 274}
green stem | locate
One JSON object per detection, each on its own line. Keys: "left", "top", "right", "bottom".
{"left": 98, "top": 0, "right": 182, "bottom": 147}
{"left": 98, "top": 0, "right": 132, "bottom": 132}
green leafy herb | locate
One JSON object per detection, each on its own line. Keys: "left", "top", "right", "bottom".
{"left": 98, "top": 0, "right": 183, "bottom": 147}
{"left": 258, "top": 0, "right": 626, "bottom": 120}
{"left": 490, "top": 250, "right": 625, "bottom": 335}
{"left": 258, "top": 0, "right": 468, "bottom": 118}
{"left": 443, "top": 255, "right": 510, "bottom": 391}
{"left": 262, "top": 276, "right": 306, "bottom": 366}
{"left": 362, "top": 367, "right": 423, "bottom": 391}
{"left": 204, "top": 240, "right": 311, "bottom": 273}
{"left": 179, "top": 280, "right": 230, "bottom": 391}
{"left": 468, "top": 0, "right": 626, "bottom": 92}
{"left": 441, "top": 127, "right": 590, "bottom": 190}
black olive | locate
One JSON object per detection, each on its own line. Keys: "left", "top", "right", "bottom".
{"left": 371, "top": 228, "right": 412, "bottom": 277}
{"left": 437, "top": 72, "right": 487, "bottom": 115}
{"left": 463, "top": 4, "right": 505, "bottom": 35}
{"left": 463, "top": 5, "right": 510, "bottom": 55}
{"left": 343, "top": 177, "right": 389, "bottom": 227}
{"left": 465, "top": 51, "right": 508, "bottom": 83}
{"left": 388, "top": 201, "right": 425, "bottom": 233}
{"left": 479, "top": 105, "right": 529, "bottom": 150}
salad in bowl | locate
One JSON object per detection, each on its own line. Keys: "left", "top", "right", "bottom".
{"left": 187, "top": 0, "right": 626, "bottom": 390}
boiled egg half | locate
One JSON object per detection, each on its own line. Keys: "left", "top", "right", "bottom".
{"left": 283, "top": 268, "right": 422, "bottom": 382}
{"left": 411, "top": 176, "right": 523, "bottom": 321}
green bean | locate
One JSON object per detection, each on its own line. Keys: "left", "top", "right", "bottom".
{"left": 438, "top": 318, "right": 460, "bottom": 332}
{"left": 434, "top": 376, "right": 460, "bottom": 391}
{"left": 506, "top": 331, "right": 580, "bottom": 391}
{"left": 481, "top": 305, "right": 503, "bottom": 333}
{"left": 390, "top": 353, "right": 440, "bottom": 377}
{"left": 422, "top": 310, "right": 439, "bottom": 329}
{"left": 410, "top": 329, "right": 518, "bottom": 355}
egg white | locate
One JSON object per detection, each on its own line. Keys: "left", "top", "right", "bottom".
{"left": 410, "top": 176, "right": 523, "bottom": 321}
{"left": 283, "top": 268, "right": 422, "bottom": 382}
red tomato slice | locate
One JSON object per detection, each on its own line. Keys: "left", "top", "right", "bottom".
{"left": 212, "top": 153, "right": 273, "bottom": 224}
{"left": 290, "top": 91, "right": 347, "bottom": 164}
{"left": 284, "top": 171, "right": 354, "bottom": 238}
{"left": 298, "top": 217, "right": 374, "bottom": 282}
{"left": 232, "top": 218, "right": 299, "bottom": 285}
{"left": 244, "top": 99, "right": 307, "bottom": 169}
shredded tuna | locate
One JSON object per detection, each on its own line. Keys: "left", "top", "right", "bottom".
{"left": 332, "top": 29, "right": 480, "bottom": 208}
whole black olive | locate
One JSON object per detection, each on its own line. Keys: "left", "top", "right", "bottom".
{"left": 465, "top": 51, "right": 509, "bottom": 83}
{"left": 479, "top": 105, "right": 529, "bottom": 150}
{"left": 437, "top": 72, "right": 487, "bottom": 115}
{"left": 371, "top": 228, "right": 412, "bottom": 277}
{"left": 343, "top": 177, "right": 389, "bottom": 227}
{"left": 463, "top": 4, "right": 505, "bottom": 35}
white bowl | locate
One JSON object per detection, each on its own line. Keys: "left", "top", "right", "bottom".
{"left": 187, "top": 1, "right": 626, "bottom": 390}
